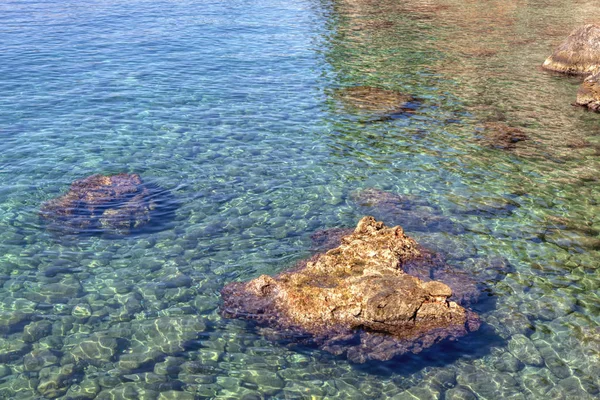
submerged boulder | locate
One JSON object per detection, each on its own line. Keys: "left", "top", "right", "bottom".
{"left": 40, "top": 173, "right": 158, "bottom": 234}
{"left": 480, "top": 122, "right": 528, "bottom": 150}
{"left": 351, "top": 188, "right": 463, "bottom": 234}
{"left": 221, "top": 217, "right": 479, "bottom": 362}
{"left": 335, "top": 86, "right": 417, "bottom": 116}
{"left": 542, "top": 24, "right": 600, "bottom": 75}
{"left": 576, "top": 70, "right": 600, "bottom": 111}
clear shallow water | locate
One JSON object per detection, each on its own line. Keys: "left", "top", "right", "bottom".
{"left": 0, "top": 0, "right": 599, "bottom": 398}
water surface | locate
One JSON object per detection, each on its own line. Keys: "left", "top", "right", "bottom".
{"left": 0, "top": 0, "right": 599, "bottom": 398}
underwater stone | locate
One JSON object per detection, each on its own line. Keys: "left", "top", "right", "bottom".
{"left": 63, "top": 333, "right": 118, "bottom": 365}
{"left": 127, "top": 316, "right": 206, "bottom": 354}
{"left": 117, "top": 350, "right": 165, "bottom": 372}
{"left": 23, "top": 349, "right": 60, "bottom": 372}
{"left": 153, "top": 356, "right": 185, "bottom": 376}
{"left": 456, "top": 366, "right": 523, "bottom": 399}
{"left": 352, "top": 188, "right": 463, "bottom": 234}
{"left": 0, "top": 373, "right": 38, "bottom": 399}
{"left": 159, "top": 391, "right": 195, "bottom": 400}
{"left": 576, "top": 70, "right": 600, "bottom": 111}
{"left": 39, "top": 173, "right": 158, "bottom": 235}
{"left": 542, "top": 24, "right": 600, "bottom": 74}
{"left": 98, "top": 374, "right": 121, "bottom": 389}
{"left": 479, "top": 123, "right": 527, "bottom": 150}
{"left": 0, "top": 311, "right": 33, "bottom": 334}
{"left": 533, "top": 339, "right": 572, "bottom": 379}
{"left": 37, "top": 363, "right": 83, "bottom": 399}
{"left": 178, "top": 373, "right": 216, "bottom": 385}
{"left": 71, "top": 303, "right": 93, "bottom": 319}
{"left": 221, "top": 217, "right": 479, "bottom": 362}
{"left": 520, "top": 366, "right": 559, "bottom": 397}
{"left": 444, "top": 386, "right": 477, "bottom": 400}
{"left": 123, "top": 372, "right": 167, "bottom": 385}
{"left": 22, "top": 320, "right": 53, "bottom": 343}
{"left": 508, "top": 334, "right": 544, "bottom": 366}
{"left": 0, "top": 337, "right": 30, "bottom": 363}
{"left": 547, "top": 376, "right": 596, "bottom": 399}
{"left": 23, "top": 276, "right": 83, "bottom": 304}
{"left": 96, "top": 383, "right": 159, "bottom": 400}
{"left": 65, "top": 377, "right": 100, "bottom": 399}
{"left": 238, "top": 370, "right": 285, "bottom": 396}
{"left": 335, "top": 86, "right": 416, "bottom": 115}
{"left": 485, "top": 307, "right": 533, "bottom": 339}
{"left": 492, "top": 351, "right": 524, "bottom": 373}
{"left": 392, "top": 386, "right": 440, "bottom": 400}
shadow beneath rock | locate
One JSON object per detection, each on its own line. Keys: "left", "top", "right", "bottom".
{"left": 351, "top": 322, "right": 504, "bottom": 377}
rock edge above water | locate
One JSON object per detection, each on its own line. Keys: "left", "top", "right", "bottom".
{"left": 221, "top": 216, "right": 480, "bottom": 363}
{"left": 542, "top": 24, "right": 600, "bottom": 75}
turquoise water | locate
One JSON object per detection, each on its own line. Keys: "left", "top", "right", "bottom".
{"left": 0, "top": 0, "right": 599, "bottom": 398}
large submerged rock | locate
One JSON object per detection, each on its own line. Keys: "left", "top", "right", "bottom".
{"left": 351, "top": 188, "right": 464, "bottom": 234}
{"left": 335, "top": 86, "right": 417, "bottom": 116}
{"left": 40, "top": 173, "right": 159, "bottom": 235}
{"left": 542, "top": 24, "right": 600, "bottom": 75}
{"left": 480, "top": 122, "right": 528, "bottom": 151}
{"left": 221, "top": 217, "right": 480, "bottom": 362}
{"left": 576, "top": 70, "right": 600, "bottom": 111}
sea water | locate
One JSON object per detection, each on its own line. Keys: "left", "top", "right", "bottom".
{"left": 0, "top": 0, "right": 598, "bottom": 398}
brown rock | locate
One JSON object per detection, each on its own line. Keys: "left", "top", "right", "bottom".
{"left": 40, "top": 173, "right": 157, "bottom": 234}
{"left": 481, "top": 122, "right": 528, "bottom": 150}
{"left": 576, "top": 70, "right": 600, "bottom": 111}
{"left": 335, "top": 86, "right": 416, "bottom": 115}
{"left": 221, "top": 217, "right": 479, "bottom": 362}
{"left": 310, "top": 227, "right": 354, "bottom": 252}
{"left": 542, "top": 24, "right": 600, "bottom": 75}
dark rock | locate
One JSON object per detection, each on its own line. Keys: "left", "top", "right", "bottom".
{"left": 63, "top": 333, "right": 118, "bottom": 366}
{"left": 0, "top": 311, "right": 33, "bottom": 334}
{"left": 335, "top": 86, "right": 416, "bottom": 115}
{"left": 480, "top": 122, "right": 527, "bottom": 150}
{"left": 23, "top": 349, "right": 60, "bottom": 372}
{"left": 40, "top": 173, "right": 165, "bottom": 235}
{"left": 37, "top": 363, "right": 83, "bottom": 399}
{"left": 23, "top": 320, "right": 53, "bottom": 343}
{"left": 351, "top": 188, "right": 416, "bottom": 210}
{"left": 351, "top": 188, "right": 463, "bottom": 234}
{"left": 42, "top": 266, "right": 83, "bottom": 278}
{"left": 221, "top": 217, "right": 480, "bottom": 363}
{"left": 542, "top": 24, "right": 600, "bottom": 74}
{"left": 0, "top": 337, "right": 30, "bottom": 363}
